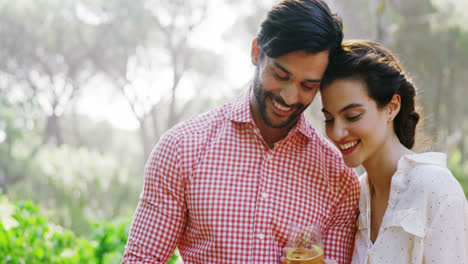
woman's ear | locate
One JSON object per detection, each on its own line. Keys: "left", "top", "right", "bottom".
{"left": 251, "top": 38, "right": 260, "bottom": 66}
{"left": 387, "top": 94, "right": 401, "bottom": 122}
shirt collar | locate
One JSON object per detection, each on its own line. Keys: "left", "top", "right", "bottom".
{"left": 359, "top": 152, "right": 448, "bottom": 223}
{"left": 360, "top": 152, "right": 447, "bottom": 199}
{"left": 389, "top": 152, "right": 447, "bottom": 201}
{"left": 401, "top": 152, "right": 447, "bottom": 168}
{"left": 227, "top": 86, "right": 315, "bottom": 140}
{"left": 227, "top": 87, "right": 253, "bottom": 124}
{"left": 294, "top": 114, "right": 315, "bottom": 139}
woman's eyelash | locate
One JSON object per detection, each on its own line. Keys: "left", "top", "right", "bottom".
{"left": 347, "top": 115, "right": 361, "bottom": 121}
{"left": 324, "top": 114, "right": 361, "bottom": 124}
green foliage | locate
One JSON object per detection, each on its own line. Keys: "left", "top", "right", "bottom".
{"left": 8, "top": 145, "right": 140, "bottom": 236}
{"left": 90, "top": 220, "right": 129, "bottom": 263}
{"left": 0, "top": 196, "right": 181, "bottom": 263}
{"left": 59, "top": 113, "right": 142, "bottom": 166}
{"left": 0, "top": 84, "right": 41, "bottom": 195}
{"left": 0, "top": 197, "right": 97, "bottom": 263}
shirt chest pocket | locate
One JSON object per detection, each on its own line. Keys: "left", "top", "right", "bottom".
{"left": 383, "top": 208, "right": 426, "bottom": 238}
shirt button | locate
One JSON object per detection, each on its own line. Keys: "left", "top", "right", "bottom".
{"left": 266, "top": 153, "right": 272, "bottom": 161}
{"left": 261, "top": 192, "right": 269, "bottom": 199}
{"left": 257, "top": 233, "right": 265, "bottom": 240}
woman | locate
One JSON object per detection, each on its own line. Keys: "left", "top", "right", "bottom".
{"left": 320, "top": 40, "right": 468, "bottom": 263}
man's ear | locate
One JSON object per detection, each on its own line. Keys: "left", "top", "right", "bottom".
{"left": 387, "top": 94, "right": 401, "bottom": 123}
{"left": 251, "top": 38, "right": 260, "bottom": 66}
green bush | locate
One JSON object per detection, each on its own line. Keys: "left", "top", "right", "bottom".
{"left": 0, "top": 197, "right": 180, "bottom": 263}
{"left": 0, "top": 197, "right": 93, "bottom": 263}
{"left": 7, "top": 145, "right": 140, "bottom": 237}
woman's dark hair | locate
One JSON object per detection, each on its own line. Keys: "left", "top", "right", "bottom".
{"left": 321, "top": 40, "right": 420, "bottom": 149}
{"left": 257, "top": 0, "right": 343, "bottom": 59}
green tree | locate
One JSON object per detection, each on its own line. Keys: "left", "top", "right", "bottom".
{"left": 0, "top": 0, "right": 99, "bottom": 145}
{"left": 0, "top": 75, "right": 41, "bottom": 195}
{"left": 91, "top": 0, "right": 224, "bottom": 161}
{"left": 390, "top": 0, "right": 468, "bottom": 154}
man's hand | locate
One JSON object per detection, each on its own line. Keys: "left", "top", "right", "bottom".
{"left": 280, "top": 247, "right": 338, "bottom": 264}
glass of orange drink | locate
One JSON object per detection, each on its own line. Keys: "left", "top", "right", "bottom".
{"left": 285, "top": 224, "right": 324, "bottom": 264}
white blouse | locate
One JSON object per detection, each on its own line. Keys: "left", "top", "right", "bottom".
{"left": 352, "top": 152, "right": 468, "bottom": 264}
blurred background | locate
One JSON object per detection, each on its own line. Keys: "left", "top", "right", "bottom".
{"left": 0, "top": 0, "right": 467, "bottom": 263}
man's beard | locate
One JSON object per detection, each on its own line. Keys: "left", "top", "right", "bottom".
{"left": 252, "top": 68, "right": 308, "bottom": 129}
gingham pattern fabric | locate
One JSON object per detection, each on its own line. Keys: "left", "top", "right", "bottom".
{"left": 121, "top": 89, "right": 360, "bottom": 264}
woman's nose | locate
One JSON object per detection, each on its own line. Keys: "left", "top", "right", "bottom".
{"left": 329, "top": 121, "right": 349, "bottom": 141}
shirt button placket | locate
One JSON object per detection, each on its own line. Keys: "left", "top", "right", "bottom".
{"left": 252, "top": 150, "right": 273, "bottom": 258}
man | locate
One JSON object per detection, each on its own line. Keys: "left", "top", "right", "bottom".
{"left": 121, "top": 0, "right": 359, "bottom": 263}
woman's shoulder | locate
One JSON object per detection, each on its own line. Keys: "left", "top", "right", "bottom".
{"left": 402, "top": 152, "right": 465, "bottom": 201}
{"left": 400, "top": 152, "right": 449, "bottom": 178}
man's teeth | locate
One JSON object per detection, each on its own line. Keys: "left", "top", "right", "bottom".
{"left": 340, "top": 140, "right": 359, "bottom": 150}
{"left": 272, "top": 99, "right": 291, "bottom": 111}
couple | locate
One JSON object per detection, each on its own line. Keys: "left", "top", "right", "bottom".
{"left": 121, "top": 0, "right": 468, "bottom": 263}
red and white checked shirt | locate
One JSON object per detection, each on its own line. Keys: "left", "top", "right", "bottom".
{"left": 122, "top": 89, "right": 360, "bottom": 264}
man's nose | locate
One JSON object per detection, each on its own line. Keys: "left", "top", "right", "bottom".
{"left": 279, "top": 82, "right": 300, "bottom": 106}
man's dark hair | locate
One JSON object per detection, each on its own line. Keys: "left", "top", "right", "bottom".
{"left": 257, "top": 0, "right": 343, "bottom": 59}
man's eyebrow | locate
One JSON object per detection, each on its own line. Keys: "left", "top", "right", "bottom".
{"left": 273, "top": 61, "right": 321, "bottom": 83}
{"left": 273, "top": 61, "right": 289, "bottom": 74}
{"left": 321, "top": 103, "right": 364, "bottom": 114}
{"left": 304, "top": 79, "right": 322, "bottom": 83}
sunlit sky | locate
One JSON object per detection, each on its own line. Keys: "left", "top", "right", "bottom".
{"left": 75, "top": 0, "right": 468, "bottom": 131}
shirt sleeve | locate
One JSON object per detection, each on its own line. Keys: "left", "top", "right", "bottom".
{"left": 121, "top": 131, "right": 187, "bottom": 264}
{"left": 323, "top": 167, "right": 360, "bottom": 264}
{"left": 424, "top": 194, "right": 468, "bottom": 263}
